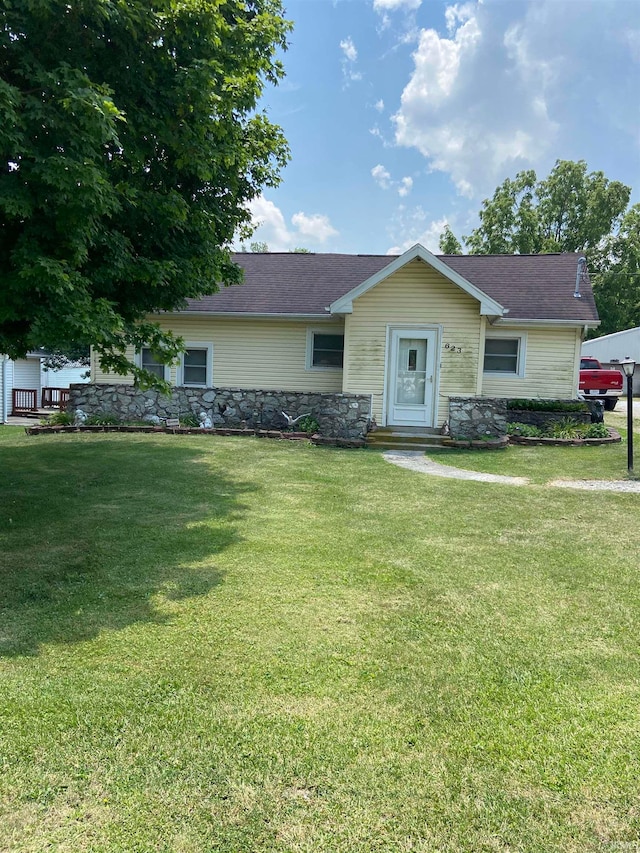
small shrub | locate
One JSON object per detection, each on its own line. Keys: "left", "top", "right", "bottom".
{"left": 508, "top": 419, "right": 611, "bottom": 441}
{"left": 507, "top": 422, "right": 543, "bottom": 438}
{"left": 45, "top": 411, "right": 74, "bottom": 426}
{"left": 296, "top": 415, "right": 320, "bottom": 434}
{"left": 583, "top": 423, "right": 609, "bottom": 439}
{"left": 509, "top": 422, "right": 542, "bottom": 437}
{"left": 507, "top": 399, "right": 588, "bottom": 413}
{"left": 85, "top": 412, "right": 121, "bottom": 426}
{"left": 548, "top": 418, "right": 585, "bottom": 439}
{"left": 180, "top": 413, "right": 200, "bottom": 428}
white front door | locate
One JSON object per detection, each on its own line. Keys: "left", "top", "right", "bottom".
{"left": 387, "top": 329, "right": 438, "bottom": 426}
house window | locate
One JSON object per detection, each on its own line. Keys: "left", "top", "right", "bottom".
{"left": 307, "top": 331, "right": 344, "bottom": 369}
{"left": 483, "top": 336, "right": 526, "bottom": 376}
{"left": 139, "top": 347, "right": 169, "bottom": 381}
{"left": 180, "top": 344, "right": 213, "bottom": 387}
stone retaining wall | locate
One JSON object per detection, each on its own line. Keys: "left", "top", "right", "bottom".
{"left": 68, "top": 384, "right": 372, "bottom": 439}
{"left": 448, "top": 397, "right": 507, "bottom": 440}
{"left": 506, "top": 407, "right": 591, "bottom": 428}
{"left": 449, "top": 397, "right": 591, "bottom": 439}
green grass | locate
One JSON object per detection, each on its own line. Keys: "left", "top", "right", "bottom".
{"left": 1, "top": 426, "right": 639, "bottom": 851}
{"left": 429, "top": 411, "right": 639, "bottom": 484}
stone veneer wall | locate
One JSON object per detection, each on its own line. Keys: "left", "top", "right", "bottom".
{"left": 506, "top": 407, "right": 591, "bottom": 428}
{"left": 448, "top": 397, "right": 507, "bottom": 440}
{"left": 449, "top": 397, "right": 591, "bottom": 439}
{"left": 68, "top": 384, "right": 372, "bottom": 439}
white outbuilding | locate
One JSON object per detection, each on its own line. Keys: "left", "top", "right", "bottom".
{"left": 581, "top": 327, "right": 640, "bottom": 395}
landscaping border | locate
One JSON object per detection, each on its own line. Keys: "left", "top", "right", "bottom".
{"left": 23, "top": 423, "right": 366, "bottom": 448}
{"left": 508, "top": 428, "right": 621, "bottom": 447}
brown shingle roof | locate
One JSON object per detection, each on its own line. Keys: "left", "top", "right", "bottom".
{"left": 182, "top": 251, "right": 599, "bottom": 323}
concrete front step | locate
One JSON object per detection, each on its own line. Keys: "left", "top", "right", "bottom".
{"left": 366, "top": 428, "right": 449, "bottom": 451}
{"left": 367, "top": 440, "right": 445, "bottom": 451}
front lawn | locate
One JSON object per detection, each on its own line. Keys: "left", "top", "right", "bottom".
{"left": 426, "top": 409, "right": 638, "bottom": 484}
{"left": 1, "top": 428, "right": 639, "bottom": 852}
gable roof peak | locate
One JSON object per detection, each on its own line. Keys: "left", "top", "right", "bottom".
{"left": 329, "top": 242, "right": 507, "bottom": 318}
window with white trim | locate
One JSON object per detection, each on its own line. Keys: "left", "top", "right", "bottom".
{"left": 306, "top": 330, "right": 344, "bottom": 369}
{"left": 483, "top": 334, "right": 526, "bottom": 376}
{"left": 138, "top": 347, "right": 169, "bottom": 381}
{"left": 179, "top": 344, "right": 213, "bottom": 387}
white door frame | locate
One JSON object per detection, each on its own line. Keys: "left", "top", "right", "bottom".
{"left": 383, "top": 325, "right": 441, "bottom": 427}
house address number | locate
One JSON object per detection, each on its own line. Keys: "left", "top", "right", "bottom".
{"left": 444, "top": 343, "right": 462, "bottom": 353}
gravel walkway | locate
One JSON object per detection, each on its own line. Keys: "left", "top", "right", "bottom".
{"left": 383, "top": 451, "right": 529, "bottom": 485}
{"left": 547, "top": 479, "right": 640, "bottom": 493}
{"left": 383, "top": 450, "right": 640, "bottom": 493}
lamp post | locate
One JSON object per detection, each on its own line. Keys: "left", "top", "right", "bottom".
{"left": 620, "top": 357, "right": 636, "bottom": 474}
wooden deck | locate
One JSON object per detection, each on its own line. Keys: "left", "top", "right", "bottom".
{"left": 12, "top": 388, "right": 69, "bottom": 416}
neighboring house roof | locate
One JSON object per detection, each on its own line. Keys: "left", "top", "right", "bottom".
{"left": 180, "top": 245, "right": 599, "bottom": 325}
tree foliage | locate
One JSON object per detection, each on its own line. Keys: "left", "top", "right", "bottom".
{"left": 438, "top": 225, "right": 463, "bottom": 255}
{"left": 589, "top": 204, "right": 640, "bottom": 336}
{"left": 460, "top": 161, "right": 630, "bottom": 255}
{"left": 238, "top": 242, "right": 310, "bottom": 252}
{"left": 440, "top": 160, "right": 638, "bottom": 335}
{"left": 239, "top": 241, "right": 270, "bottom": 253}
{"left": 0, "top": 0, "right": 291, "bottom": 383}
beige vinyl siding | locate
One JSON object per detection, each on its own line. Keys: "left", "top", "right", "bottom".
{"left": 92, "top": 317, "right": 344, "bottom": 392}
{"left": 92, "top": 346, "right": 136, "bottom": 384}
{"left": 343, "top": 259, "right": 482, "bottom": 425}
{"left": 481, "top": 325, "right": 582, "bottom": 398}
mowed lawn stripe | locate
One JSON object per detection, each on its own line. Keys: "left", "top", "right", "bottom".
{"left": 1, "top": 428, "right": 639, "bottom": 852}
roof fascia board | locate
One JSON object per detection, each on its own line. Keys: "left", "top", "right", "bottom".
{"left": 491, "top": 318, "right": 601, "bottom": 329}
{"left": 329, "top": 243, "right": 506, "bottom": 316}
{"left": 585, "top": 326, "right": 639, "bottom": 342}
{"left": 168, "top": 311, "right": 335, "bottom": 321}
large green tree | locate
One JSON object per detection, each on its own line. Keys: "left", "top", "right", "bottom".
{"left": 440, "top": 160, "right": 638, "bottom": 335}
{"left": 589, "top": 204, "right": 640, "bottom": 336}
{"left": 447, "top": 160, "right": 631, "bottom": 255}
{"left": 0, "top": 0, "right": 290, "bottom": 381}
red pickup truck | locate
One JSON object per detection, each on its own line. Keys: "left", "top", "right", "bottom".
{"left": 579, "top": 357, "right": 624, "bottom": 410}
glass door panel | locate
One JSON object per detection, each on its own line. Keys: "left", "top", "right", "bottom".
{"left": 395, "top": 338, "right": 427, "bottom": 405}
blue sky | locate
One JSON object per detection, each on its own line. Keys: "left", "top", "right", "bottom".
{"left": 245, "top": 0, "right": 640, "bottom": 255}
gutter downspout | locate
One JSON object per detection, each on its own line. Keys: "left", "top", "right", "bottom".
{"left": 1, "top": 355, "right": 8, "bottom": 424}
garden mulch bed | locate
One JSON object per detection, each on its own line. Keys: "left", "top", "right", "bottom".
{"left": 439, "top": 428, "right": 621, "bottom": 449}
{"left": 508, "top": 428, "right": 621, "bottom": 447}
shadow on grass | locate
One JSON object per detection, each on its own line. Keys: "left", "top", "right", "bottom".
{"left": 0, "top": 436, "right": 255, "bottom": 656}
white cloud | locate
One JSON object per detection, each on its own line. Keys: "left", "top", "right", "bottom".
{"left": 340, "top": 35, "right": 362, "bottom": 83}
{"left": 246, "top": 197, "right": 339, "bottom": 251}
{"left": 374, "top": 98, "right": 385, "bottom": 113}
{"left": 398, "top": 176, "right": 413, "bottom": 197}
{"left": 291, "top": 212, "right": 339, "bottom": 243}
{"left": 371, "top": 164, "right": 392, "bottom": 189}
{"left": 339, "top": 36, "right": 358, "bottom": 63}
{"left": 392, "top": 0, "right": 640, "bottom": 199}
{"left": 626, "top": 29, "right": 640, "bottom": 62}
{"left": 393, "top": 2, "right": 557, "bottom": 196}
{"left": 386, "top": 208, "right": 449, "bottom": 254}
{"left": 374, "top": 0, "right": 422, "bottom": 11}
{"left": 247, "top": 197, "right": 292, "bottom": 250}
{"left": 369, "top": 125, "right": 394, "bottom": 147}
{"left": 372, "top": 165, "right": 413, "bottom": 197}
